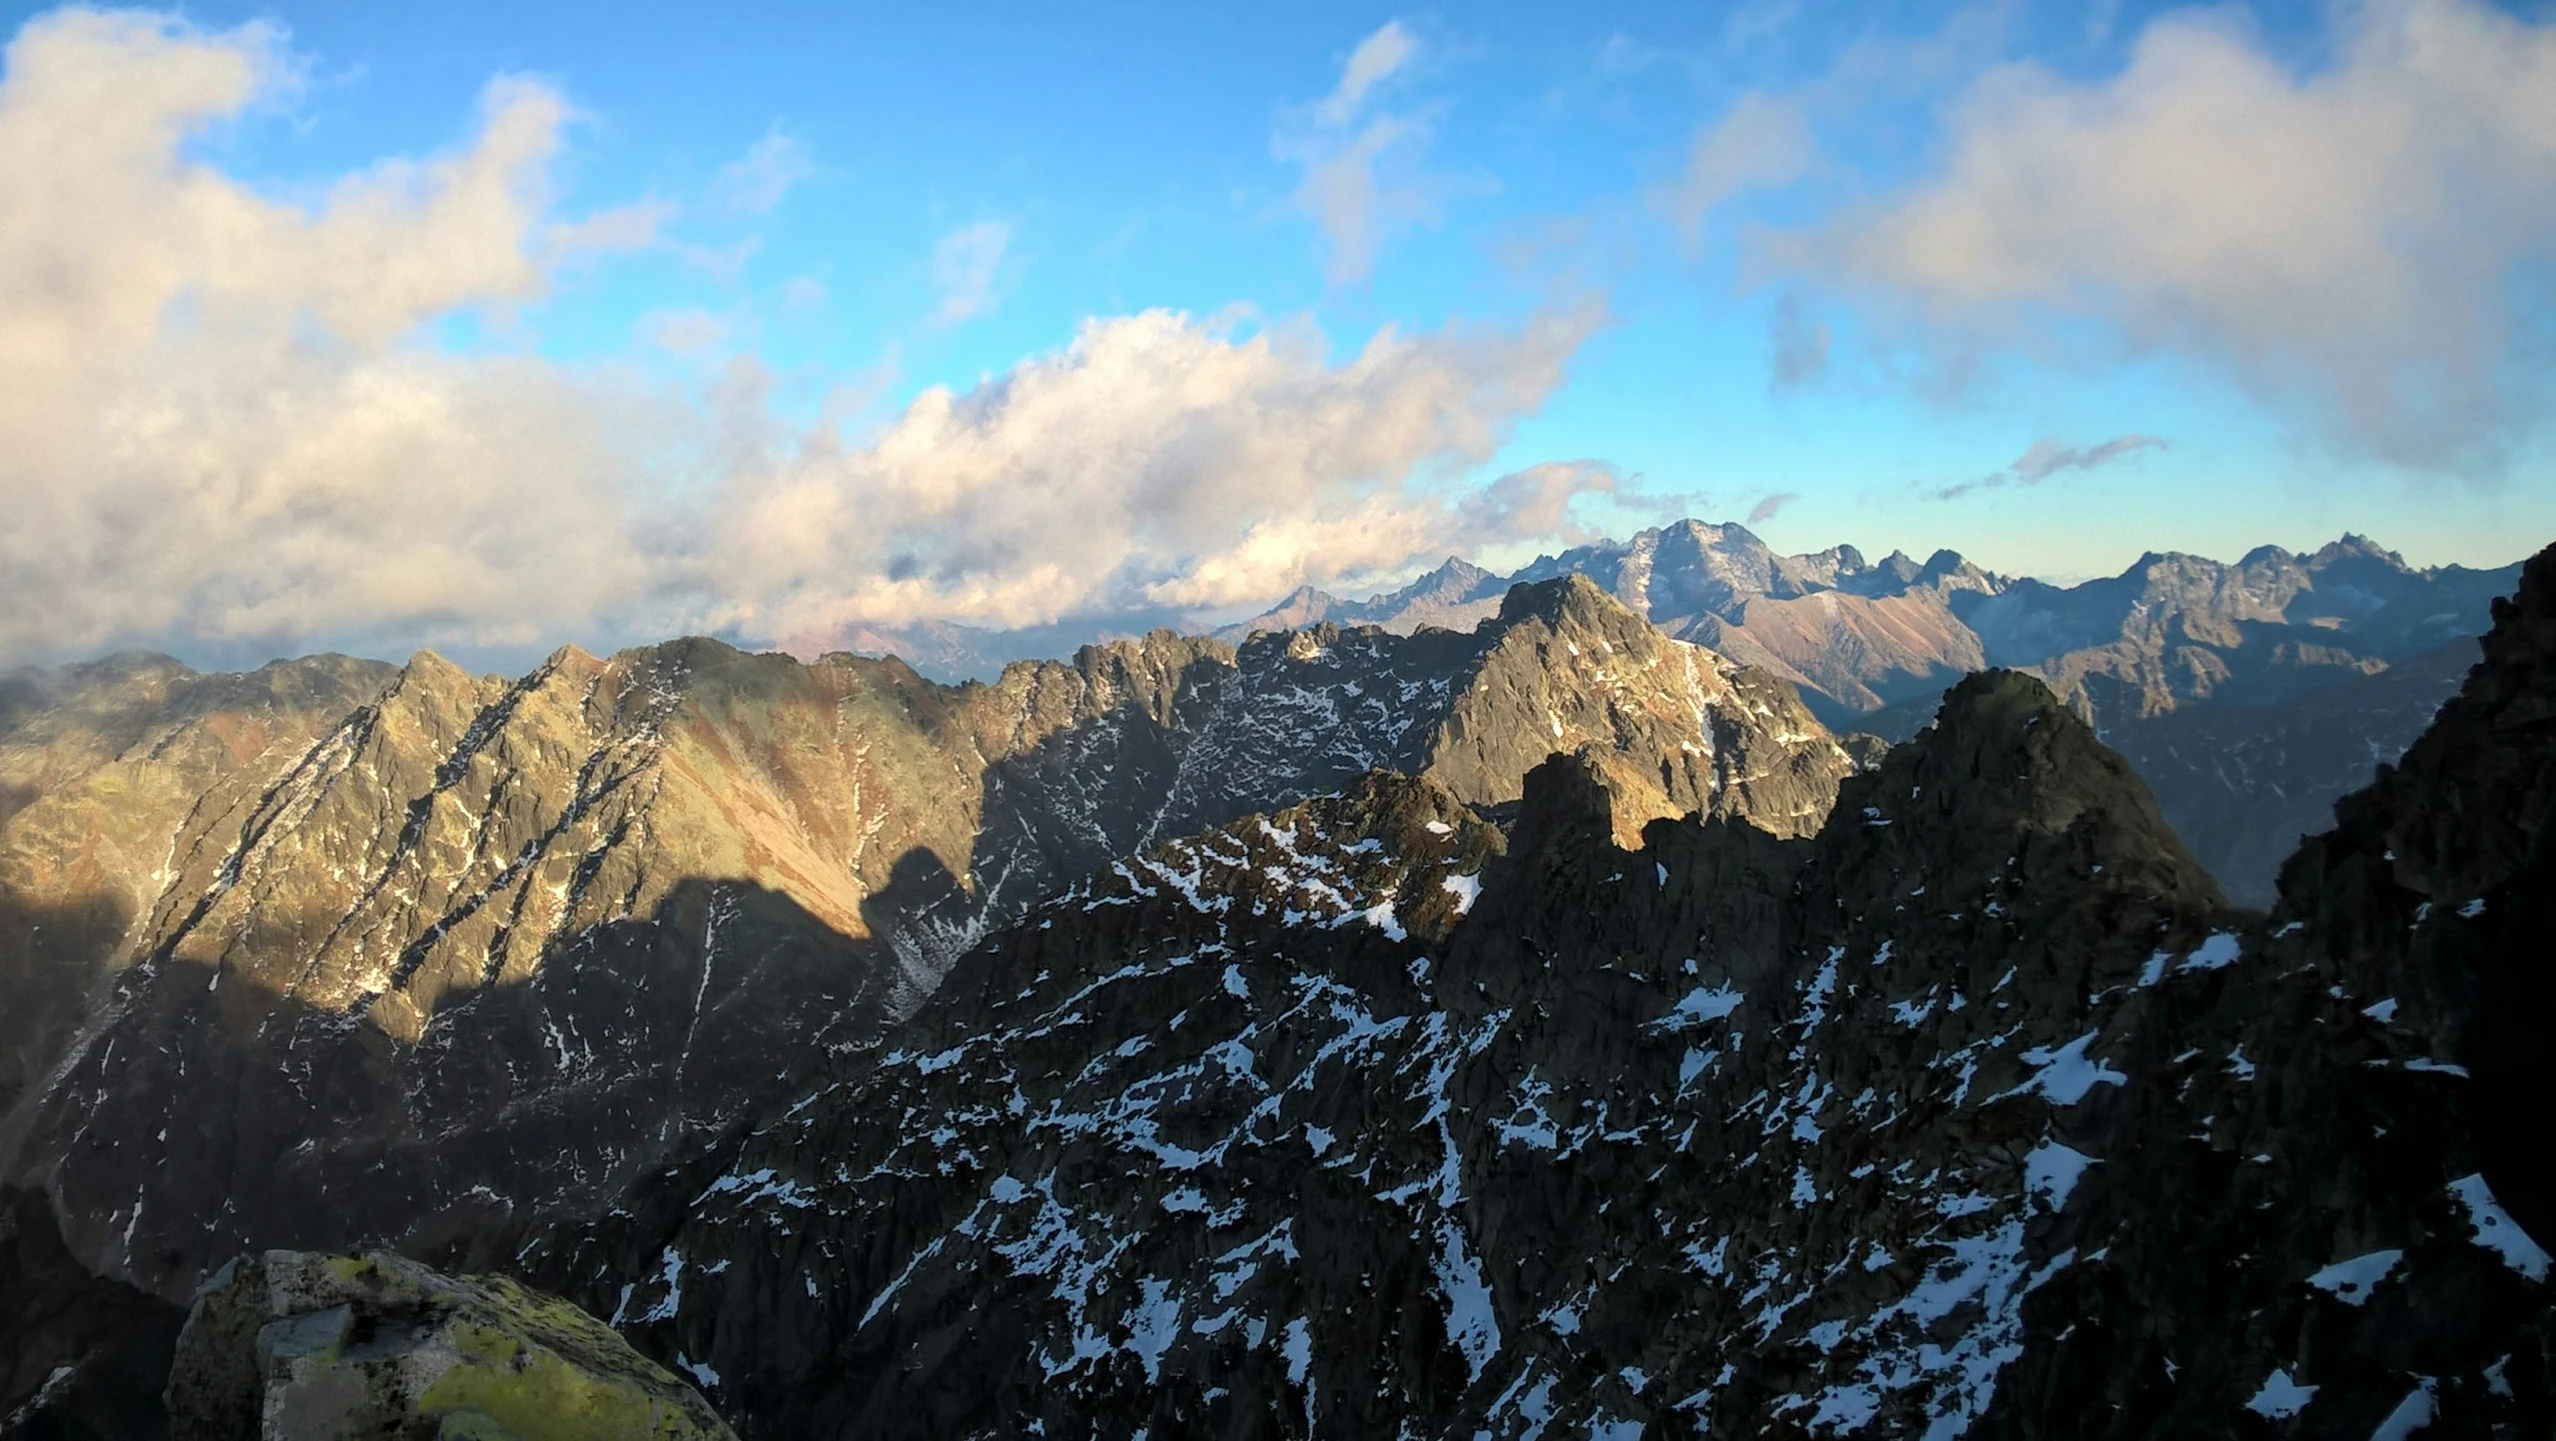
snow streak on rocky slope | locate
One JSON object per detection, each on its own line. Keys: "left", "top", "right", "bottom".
{"left": 2, "top": 578, "right": 1854, "bottom": 1305}
{"left": 514, "top": 543, "right": 2556, "bottom": 1438}
{"left": 0, "top": 652, "right": 397, "bottom": 1121}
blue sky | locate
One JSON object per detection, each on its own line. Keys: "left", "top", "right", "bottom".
{"left": 0, "top": 1, "right": 2550, "bottom": 664}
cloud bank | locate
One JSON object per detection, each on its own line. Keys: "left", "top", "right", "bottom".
{"left": 0, "top": 9, "right": 1608, "bottom": 664}
{"left": 0, "top": 10, "right": 653, "bottom": 661}
{"left": 1701, "top": 0, "right": 2556, "bottom": 471}
{"left": 703, "top": 304, "right": 1601, "bottom": 640}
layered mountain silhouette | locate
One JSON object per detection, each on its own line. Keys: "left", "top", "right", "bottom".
{"left": 833, "top": 522, "right": 2518, "bottom": 904}
{"left": 1254, "top": 525, "right": 2518, "bottom": 904}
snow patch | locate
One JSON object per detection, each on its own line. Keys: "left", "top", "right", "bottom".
{"left": 2180, "top": 932, "right": 2242, "bottom": 972}
{"left": 1431, "top": 1218, "right": 1502, "bottom": 1380}
{"left": 2244, "top": 1369, "right": 2317, "bottom": 1419}
{"left": 2369, "top": 1378, "right": 2437, "bottom": 1441}
{"left": 1125, "top": 1278, "right": 1181, "bottom": 1381}
{"left": 2449, "top": 1174, "right": 2551, "bottom": 1281}
{"left": 2305, "top": 1249, "right": 2402, "bottom": 1306}
{"left": 1656, "top": 983, "right": 1745, "bottom": 1031}
{"left": 2023, "top": 1142, "right": 2097, "bottom": 1213}
{"left": 1440, "top": 872, "right": 1481, "bottom": 914}
{"left": 1999, "top": 1032, "right": 2128, "bottom": 1106}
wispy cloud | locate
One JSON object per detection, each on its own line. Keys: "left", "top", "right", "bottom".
{"left": 1766, "top": 292, "right": 1829, "bottom": 390}
{"left": 1934, "top": 435, "right": 2163, "bottom": 501}
{"left": 641, "top": 307, "right": 730, "bottom": 356}
{"left": 1276, "top": 20, "right": 1475, "bottom": 286}
{"left": 1652, "top": 92, "right": 1811, "bottom": 249}
{"left": 1747, "top": 491, "right": 1801, "bottom": 524}
{"left": 711, "top": 127, "right": 813, "bottom": 215}
{"left": 778, "top": 274, "right": 827, "bottom": 315}
{"left": 928, "top": 219, "right": 1015, "bottom": 327}
{"left": 1317, "top": 20, "right": 1415, "bottom": 126}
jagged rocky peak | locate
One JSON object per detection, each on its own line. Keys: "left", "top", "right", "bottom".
{"left": 14, "top": 635, "right": 952, "bottom": 1298}
{"left": 2305, "top": 542, "right": 2556, "bottom": 901}
{"left": 1853, "top": 669, "right": 2221, "bottom": 905}
{"left": 0, "top": 649, "right": 400, "bottom": 1120}
{"left": 1432, "top": 576, "right": 1855, "bottom": 841}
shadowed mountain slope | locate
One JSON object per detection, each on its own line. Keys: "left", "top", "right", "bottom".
{"left": 505, "top": 545, "right": 2556, "bottom": 1438}
{"left": 0, "top": 580, "right": 1854, "bottom": 1306}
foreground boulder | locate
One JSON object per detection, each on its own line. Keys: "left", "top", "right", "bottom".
{"left": 165, "top": 1250, "right": 732, "bottom": 1440}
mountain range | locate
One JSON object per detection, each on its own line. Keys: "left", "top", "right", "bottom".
{"left": 500, "top": 537, "right": 2556, "bottom": 1435}
{"left": 1, "top": 531, "right": 2548, "bottom": 1438}
{"left": 832, "top": 523, "right": 2517, "bottom": 905}
{"left": 0, "top": 578, "right": 1852, "bottom": 1312}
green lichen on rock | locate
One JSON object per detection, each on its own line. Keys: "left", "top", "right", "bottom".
{"left": 165, "top": 1249, "right": 734, "bottom": 1440}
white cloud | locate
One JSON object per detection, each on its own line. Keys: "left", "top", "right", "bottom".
{"left": 0, "top": 9, "right": 653, "bottom": 661}
{"left": 711, "top": 127, "right": 813, "bottom": 215}
{"left": 0, "top": 8, "right": 1610, "bottom": 663}
{"left": 928, "top": 219, "right": 1014, "bottom": 327}
{"left": 1277, "top": 20, "right": 1466, "bottom": 286}
{"left": 549, "top": 196, "right": 674, "bottom": 256}
{"left": 1750, "top": 0, "right": 2556, "bottom": 470}
{"left": 703, "top": 303, "right": 1605, "bottom": 637}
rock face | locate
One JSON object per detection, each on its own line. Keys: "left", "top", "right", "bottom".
{"left": 1971, "top": 539, "right": 2556, "bottom": 1436}
{"left": 2100, "top": 635, "right": 2482, "bottom": 905}
{"left": 509, "top": 672, "right": 2240, "bottom": 1438}
{"left": 1, "top": 1185, "right": 187, "bottom": 1440}
{"left": 1959, "top": 536, "right": 2508, "bottom": 722}
{"left": 509, "top": 548, "right": 2556, "bottom": 1438}
{"left": 2, "top": 579, "right": 1853, "bottom": 1304}
{"left": 164, "top": 1250, "right": 732, "bottom": 1440}
{"left": 0, "top": 651, "right": 396, "bottom": 1120}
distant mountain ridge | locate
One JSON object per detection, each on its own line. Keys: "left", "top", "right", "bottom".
{"left": 1229, "top": 523, "right": 2524, "bottom": 902}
